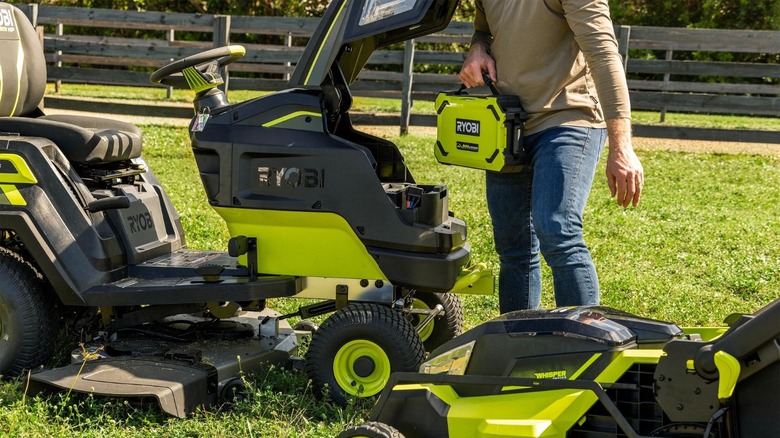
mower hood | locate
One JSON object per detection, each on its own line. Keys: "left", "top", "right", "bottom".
{"left": 289, "top": 0, "right": 459, "bottom": 87}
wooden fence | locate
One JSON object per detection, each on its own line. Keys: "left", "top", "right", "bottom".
{"left": 13, "top": 4, "right": 780, "bottom": 143}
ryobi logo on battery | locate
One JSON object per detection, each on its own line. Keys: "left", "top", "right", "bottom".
{"left": 455, "top": 118, "right": 480, "bottom": 136}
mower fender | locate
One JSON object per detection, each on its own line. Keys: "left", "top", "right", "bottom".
{"left": 0, "top": 137, "right": 130, "bottom": 304}
{"left": 447, "top": 263, "right": 493, "bottom": 295}
{"left": 0, "top": 211, "right": 85, "bottom": 304}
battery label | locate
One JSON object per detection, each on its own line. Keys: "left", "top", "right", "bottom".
{"left": 455, "top": 118, "right": 481, "bottom": 136}
{"left": 456, "top": 141, "right": 479, "bottom": 152}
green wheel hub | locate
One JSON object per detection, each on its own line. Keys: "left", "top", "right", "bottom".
{"left": 333, "top": 339, "right": 391, "bottom": 397}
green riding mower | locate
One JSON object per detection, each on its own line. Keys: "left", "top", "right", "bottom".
{"left": 341, "top": 298, "right": 780, "bottom": 438}
{"left": 0, "top": 0, "right": 491, "bottom": 415}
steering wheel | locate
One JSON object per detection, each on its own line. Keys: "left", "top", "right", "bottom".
{"left": 151, "top": 45, "right": 246, "bottom": 91}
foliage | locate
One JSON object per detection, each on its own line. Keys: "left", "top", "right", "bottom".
{"left": 35, "top": 0, "right": 330, "bottom": 16}
{"left": 607, "top": 0, "right": 780, "bottom": 86}
{"left": 31, "top": 0, "right": 780, "bottom": 30}
{"left": 608, "top": 0, "right": 780, "bottom": 30}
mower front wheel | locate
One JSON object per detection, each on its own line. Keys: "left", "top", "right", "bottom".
{"left": 338, "top": 421, "right": 405, "bottom": 438}
{"left": 0, "top": 249, "right": 57, "bottom": 378}
{"left": 305, "top": 303, "right": 424, "bottom": 406}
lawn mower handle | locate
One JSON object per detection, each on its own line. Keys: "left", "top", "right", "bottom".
{"left": 695, "top": 296, "right": 780, "bottom": 379}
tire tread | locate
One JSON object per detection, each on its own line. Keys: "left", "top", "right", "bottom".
{"left": 0, "top": 248, "right": 58, "bottom": 377}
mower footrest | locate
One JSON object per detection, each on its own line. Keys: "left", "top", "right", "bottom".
{"left": 82, "top": 275, "right": 301, "bottom": 306}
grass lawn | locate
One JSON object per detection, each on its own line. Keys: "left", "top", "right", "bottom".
{"left": 2, "top": 95, "right": 779, "bottom": 435}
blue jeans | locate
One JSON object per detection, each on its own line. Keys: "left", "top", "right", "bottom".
{"left": 486, "top": 126, "right": 606, "bottom": 313}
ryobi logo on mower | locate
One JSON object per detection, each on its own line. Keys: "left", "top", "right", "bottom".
{"left": 0, "top": 8, "right": 16, "bottom": 34}
{"left": 257, "top": 167, "right": 325, "bottom": 189}
{"left": 455, "top": 118, "right": 481, "bottom": 137}
{"left": 126, "top": 212, "right": 155, "bottom": 234}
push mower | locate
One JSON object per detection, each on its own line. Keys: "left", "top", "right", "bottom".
{"left": 340, "top": 299, "right": 780, "bottom": 438}
{"left": 0, "top": 0, "right": 492, "bottom": 415}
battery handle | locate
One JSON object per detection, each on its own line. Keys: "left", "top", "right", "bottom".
{"left": 456, "top": 73, "right": 501, "bottom": 96}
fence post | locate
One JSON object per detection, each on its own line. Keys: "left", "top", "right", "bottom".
{"left": 213, "top": 15, "right": 232, "bottom": 93}
{"left": 616, "top": 25, "right": 631, "bottom": 71}
{"left": 660, "top": 49, "right": 672, "bottom": 122}
{"left": 166, "top": 28, "right": 175, "bottom": 99}
{"left": 400, "top": 39, "right": 415, "bottom": 135}
{"left": 18, "top": 3, "right": 37, "bottom": 26}
{"left": 284, "top": 32, "right": 293, "bottom": 81}
{"left": 55, "top": 22, "right": 63, "bottom": 93}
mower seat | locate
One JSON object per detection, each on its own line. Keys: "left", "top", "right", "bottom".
{"left": 0, "top": 2, "right": 142, "bottom": 164}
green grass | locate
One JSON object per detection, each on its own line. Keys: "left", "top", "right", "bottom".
{"left": 2, "top": 114, "right": 779, "bottom": 435}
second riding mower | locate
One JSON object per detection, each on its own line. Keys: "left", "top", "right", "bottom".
{"left": 0, "top": 0, "right": 491, "bottom": 415}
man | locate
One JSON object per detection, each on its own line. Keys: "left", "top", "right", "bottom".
{"left": 459, "top": 0, "right": 644, "bottom": 313}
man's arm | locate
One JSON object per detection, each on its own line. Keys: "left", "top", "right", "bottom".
{"left": 563, "top": 0, "right": 643, "bottom": 207}
{"left": 459, "top": 0, "right": 496, "bottom": 87}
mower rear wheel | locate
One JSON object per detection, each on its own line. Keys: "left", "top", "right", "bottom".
{"left": 338, "top": 421, "right": 405, "bottom": 438}
{"left": 0, "top": 249, "right": 57, "bottom": 378}
{"left": 408, "top": 292, "right": 463, "bottom": 352}
{"left": 305, "top": 303, "right": 424, "bottom": 406}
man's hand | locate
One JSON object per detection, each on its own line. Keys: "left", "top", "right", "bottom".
{"left": 605, "top": 118, "right": 644, "bottom": 208}
{"left": 459, "top": 44, "right": 497, "bottom": 87}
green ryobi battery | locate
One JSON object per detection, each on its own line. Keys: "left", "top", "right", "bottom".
{"left": 435, "top": 81, "right": 527, "bottom": 173}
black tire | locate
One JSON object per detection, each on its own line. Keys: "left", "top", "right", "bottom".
{"left": 219, "top": 377, "right": 247, "bottom": 405}
{"left": 305, "top": 303, "right": 425, "bottom": 407}
{"left": 408, "top": 292, "right": 463, "bottom": 352}
{"left": 338, "top": 421, "right": 405, "bottom": 438}
{"left": 0, "top": 249, "right": 58, "bottom": 377}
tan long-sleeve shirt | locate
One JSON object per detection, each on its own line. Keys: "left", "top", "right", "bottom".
{"left": 472, "top": 0, "right": 631, "bottom": 135}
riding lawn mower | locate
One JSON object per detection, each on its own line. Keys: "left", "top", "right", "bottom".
{"left": 0, "top": 0, "right": 493, "bottom": 415}
{"left": 2, "top": 2, "right": 777, "bottom": 436}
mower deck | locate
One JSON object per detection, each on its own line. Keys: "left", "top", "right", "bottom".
{"left": 28, "top": 309, "right": 299, "bottom": 418}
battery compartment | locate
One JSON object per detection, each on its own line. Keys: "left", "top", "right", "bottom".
{"left": 383, "top": 183, "right": 449, "bottom": 227}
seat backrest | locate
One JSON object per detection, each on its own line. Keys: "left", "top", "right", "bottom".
{"left": 0, "top": 3, "right": 46, "bottom": 117}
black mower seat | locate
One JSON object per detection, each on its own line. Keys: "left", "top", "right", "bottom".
{"left": 0, "top": 116, "right": 142, "bottom": 164}
{"left": 0, "top": 2, "right": 143, "bottom": 164}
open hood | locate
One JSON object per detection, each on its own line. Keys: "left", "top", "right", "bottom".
{"left": 289, "top": 0, "right": 459, "bottom": 87}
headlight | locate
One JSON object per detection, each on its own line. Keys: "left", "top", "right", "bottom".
{"left": 419, "top": 340, "right": 475, "bottom": 375}
{"left": 359, "top": 0, "right": 418, "bottom": 26}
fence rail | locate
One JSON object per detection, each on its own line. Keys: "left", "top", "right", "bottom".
{"left": 13, "top": 3, "right": 780, "bottom": 143}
